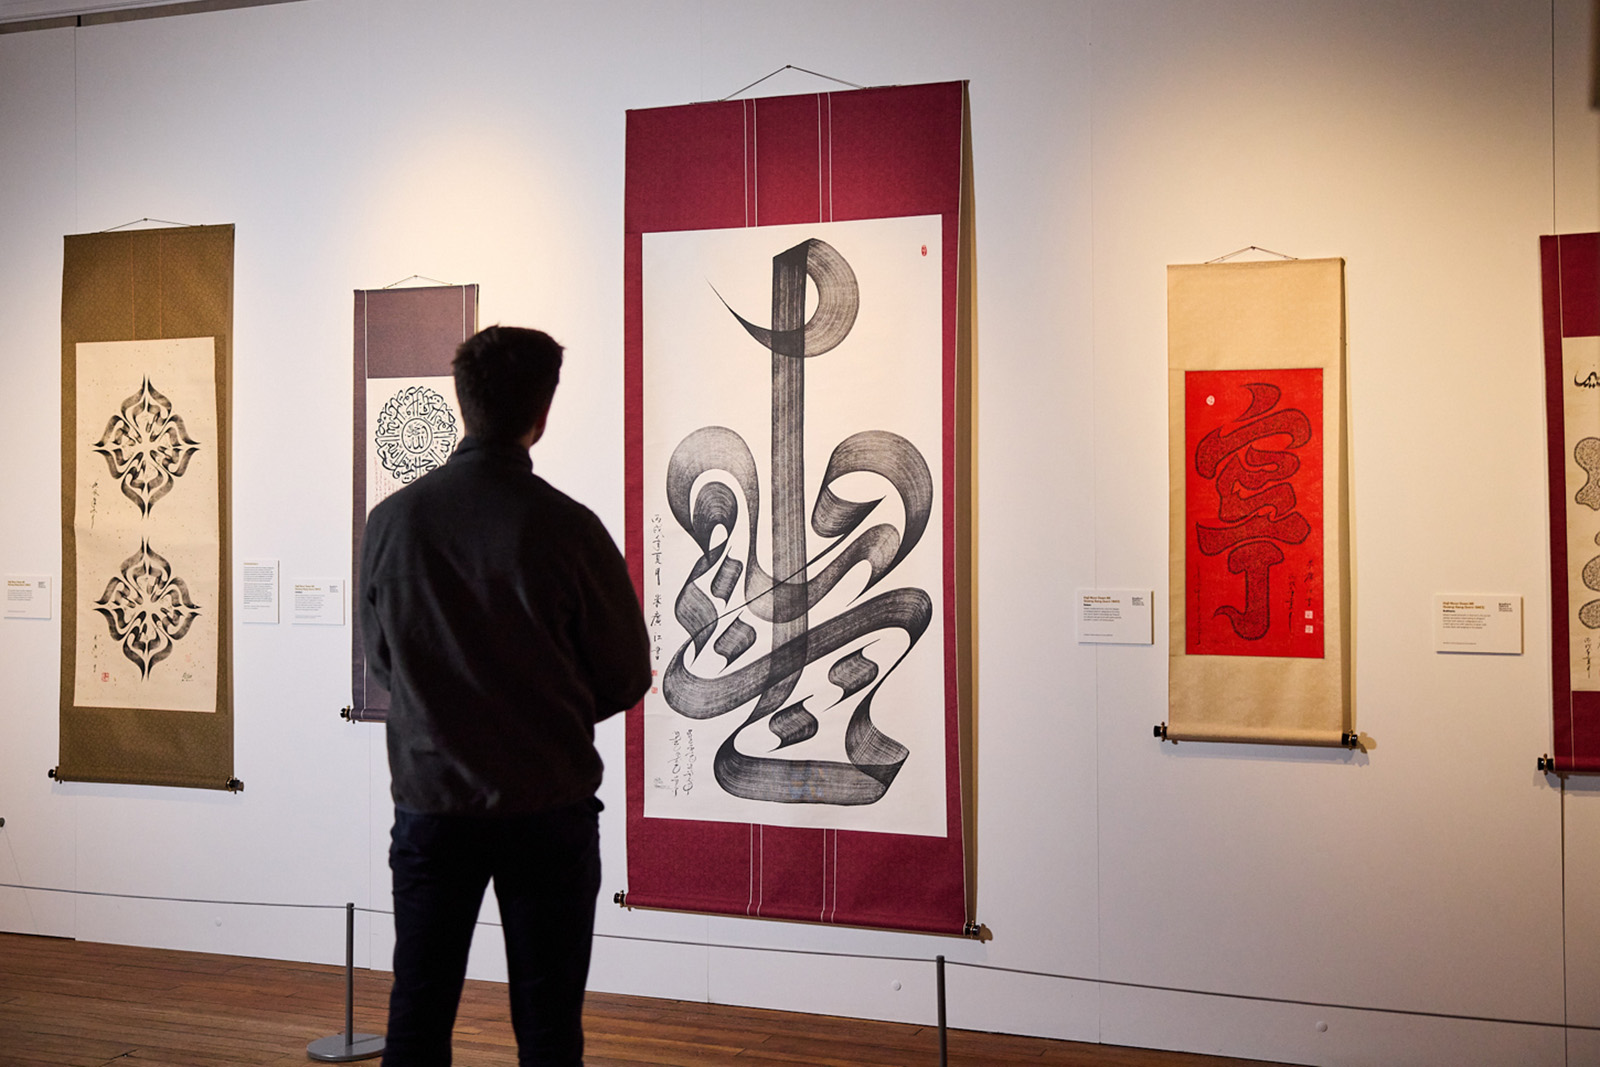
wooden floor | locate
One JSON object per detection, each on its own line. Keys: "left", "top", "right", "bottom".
{"left": 0, "top": 932, "right": 1292, "bottom": 1067}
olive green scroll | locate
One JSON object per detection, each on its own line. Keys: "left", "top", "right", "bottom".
{"left": 59, "top": 225, "right": 236, "bottom": 790}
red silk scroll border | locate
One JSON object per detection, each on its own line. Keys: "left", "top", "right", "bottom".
{"left": 349, "top": 285, "right": 478, "bottom": 723}
{"left": 1184, "top": 369, "right": 1325, "bottom": 659}
{"left": 1543, "top": 233, "right": 1600, "bottom": 773}
{"left": 623, "top": 83, "right": 970, "bottom": 934}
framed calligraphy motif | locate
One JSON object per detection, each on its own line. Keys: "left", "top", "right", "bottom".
{"left": 59, "top": 225, "right": 236, "bottom": 789}
{"left": 623, "top": 82, "right": 975, "bottom": 934}
{"left": 1540, "top": 232, "right": 1600, "bottom": 772}
{"left": 1166, "top": 259, "right": 1352, "bottom": 747}
{"left": 348, "top": 284, "right": 477, "bottom": 723}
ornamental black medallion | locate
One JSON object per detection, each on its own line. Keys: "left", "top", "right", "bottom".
{"left": 93, "top": 540, "right": 202, "bottom": 679}
{"left": 374, "top": 385, "right": 458, "bottom": 484}
{"left": 92, "top": 378, "right": 201, "bottom": 517}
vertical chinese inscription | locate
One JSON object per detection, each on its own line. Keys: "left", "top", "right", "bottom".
{"left": 648, "top": 512, "right": 665, "bottom": 687}
{"left": 1185, "top": 369, "right": 1324, "bottom": 658}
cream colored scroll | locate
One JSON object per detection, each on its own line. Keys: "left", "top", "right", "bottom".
{"left": 1166, "top": 258, "right": 1352, "bottom": 745}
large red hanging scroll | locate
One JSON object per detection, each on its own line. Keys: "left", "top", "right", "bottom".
{"left": 348, "top": 284, "right": 477, "bottom": 723}
{"left": 1542, "top": 232, "right": 1600, "bottom": 773}
{"left": 622, "top": 82, "right": 975, "bottom": 934}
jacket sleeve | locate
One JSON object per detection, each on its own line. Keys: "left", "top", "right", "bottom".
{"left": 569, "top": 514, "right": 652, "bottom": 722}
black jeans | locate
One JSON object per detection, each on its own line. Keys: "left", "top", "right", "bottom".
{"left": 382, "top": 800, "right": 602, "bottom": 1067}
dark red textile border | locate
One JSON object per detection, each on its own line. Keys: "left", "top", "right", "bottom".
{"left": 623, "top": 83, "right": 969, "bottom": 934}
{"left": 1547, "top": 755, "right": 1600, "bottom": 773}
{"left": 350, "top": 285, "right": 478, "bottom": 722}
{"left": 1543, "top": 233, "right": 1600, "bottom": 772}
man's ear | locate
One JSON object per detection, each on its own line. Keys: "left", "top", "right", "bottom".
{"left": 522, "top": 409, "right": 550, "bottom": 449}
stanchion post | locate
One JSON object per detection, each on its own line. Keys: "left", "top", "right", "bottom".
{"left": 344, "top": 902, "right": 354, "bottom": 1041}
{"left": 306, "top": 902, "right": 384, "bottom": 1062}
{"left": 936, "top": 954, "right": 947, "bottom": 1067}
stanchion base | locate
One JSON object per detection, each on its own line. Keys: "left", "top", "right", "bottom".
{"left": 306, "top": 1033, "right": 385, "bottom": 1062}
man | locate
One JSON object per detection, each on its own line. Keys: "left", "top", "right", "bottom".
{"left": 359, "top": 326, "right": 650, "bottom": 1066}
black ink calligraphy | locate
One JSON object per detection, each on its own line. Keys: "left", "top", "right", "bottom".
{"left": 662, "top": 238, "right": 933, "bottom": 806}
{"left": 93, "top": 539, "right": 202, "bottom": 678}
{"left": 93, "top": 378, "right": 199, "bottom": 517}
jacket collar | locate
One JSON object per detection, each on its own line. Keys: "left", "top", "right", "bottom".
{"left": 450, "top": 435, "right": 533, "bottom": 471}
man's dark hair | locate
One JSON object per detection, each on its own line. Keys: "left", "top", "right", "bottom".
{"left": 452, "top": 326, "right": 564, "bottom": 441}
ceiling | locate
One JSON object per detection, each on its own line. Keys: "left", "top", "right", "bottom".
{"left": 0, "top": 0, "right": 297, "bottom": 30}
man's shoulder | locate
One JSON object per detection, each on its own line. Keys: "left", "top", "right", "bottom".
{"left": 527, "top": 476, "right": 611, "bottom": 539}
{"left": 366, "top": 469, "right": 438, "bottom": 523}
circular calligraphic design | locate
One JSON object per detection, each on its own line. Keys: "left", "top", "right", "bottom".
{"left": 374, "top": 386, "right": 459, "bottom": 484}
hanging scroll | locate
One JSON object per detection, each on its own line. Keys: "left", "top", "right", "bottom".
{"left": 59, "top": 225, "right": 235, "bottom": 789}
{"left": 623, "top": 82, "right": 975, "bottom": 934}
{"left": 1166, "top": 258, "right": 1352, "bottom": 746}
{"left": 1541, "top": 232, "right": 1600, "bottom": 772}
{"left": 349, "top": 284, "right": 478, "bottom": 723}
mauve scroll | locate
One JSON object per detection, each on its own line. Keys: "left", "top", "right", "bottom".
{"left": 349, "top": 284, "right": 478, "bottom": 723}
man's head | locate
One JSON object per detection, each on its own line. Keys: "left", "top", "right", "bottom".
{"left": 452, "top": 326, "right": 564, "bottom": 443}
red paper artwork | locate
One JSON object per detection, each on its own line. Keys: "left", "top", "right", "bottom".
{"left": 1185, "top": 368, "right": 1324, "bottom": 659}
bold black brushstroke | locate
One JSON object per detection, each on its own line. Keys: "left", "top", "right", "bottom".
{"left": 828, "top": 649, "right": 879, "bottom": 698}
{"left": 93, "top": 539, "right": 201, "bottom": 678}
{"left": 661, "top": 238, "right": 934, "bottom": 806}
{"left": 1576, "top": 437, "right": 1600, "bottom": 510}
{"left": 1572, "top": 441, "right": 1600, "bottom": 628}
{"left": 770, "top": 703, "right": 819, "bottom": 748}
{"left": 93, "top": 378, "right": 200, "bottom": 517}
{"left": 713, "top": 617, "right": 757, "bottom": 663}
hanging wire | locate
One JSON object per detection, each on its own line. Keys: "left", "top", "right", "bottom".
{"left": 1206, "top": 245, "right": 1298, "bottom": 264}
{"left": 99, "top": 217, "right": 199, "bottom": 232}
{"left": 380, "top": 274, "right": 456, "bottom": 289}
{"left": 720, "top": 64, "right": 865, "bottom": 102}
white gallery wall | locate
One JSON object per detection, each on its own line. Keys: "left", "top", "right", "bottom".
{"left": 0, "top": 2, "right": 1595, "bottom": 1064}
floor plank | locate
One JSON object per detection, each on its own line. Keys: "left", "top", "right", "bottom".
{"left": 0, "top": 933, "right": 1292, "bottom": 1067}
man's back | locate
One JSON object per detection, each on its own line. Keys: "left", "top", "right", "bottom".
{"left": 360, "top": 435, "right": 650, "bottom": 816}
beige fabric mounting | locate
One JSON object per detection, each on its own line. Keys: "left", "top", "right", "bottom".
{"left": 1166, "top": 258, "right": 1351, "bottom": 746}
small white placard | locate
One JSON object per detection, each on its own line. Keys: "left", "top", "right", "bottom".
{"left": 4, "top": 575, "right": 52, "bottom": 620}
{"left": 291, "top": 578, "right": 345, "bottom": 625}
{"left": 1434, "top": 594, "right": 1522, "bottom": 654}
{"left": 241, "top": 558, "right": 279, "bottom": 623}
{"left": 1077, "top": 588, "right": 1154, "bottom": 644}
